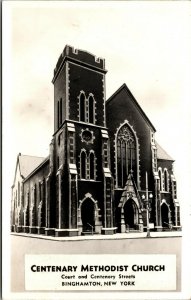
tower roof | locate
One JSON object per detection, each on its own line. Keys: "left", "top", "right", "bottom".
{"left": 52, "top": 45, "right": 106, "bottom": 83}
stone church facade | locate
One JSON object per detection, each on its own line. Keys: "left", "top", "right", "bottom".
{"left": 11, "top": 45, "right": 181, "bottom": 237}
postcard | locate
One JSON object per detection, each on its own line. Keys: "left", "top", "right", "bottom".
{"left": 2, "top": 1, "right": 191, "bottom": 300}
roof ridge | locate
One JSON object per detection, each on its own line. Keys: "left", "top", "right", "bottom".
{"left": 19, "top": 154, "right": 45, "bottom": 159}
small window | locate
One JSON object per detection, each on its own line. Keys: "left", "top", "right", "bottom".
{"left": 32, "top": 184, "right": 36, "bottom": 206}
{"left": 39, "top": 182, "right": 41, "bottom": 202}
{"left": 151, "top": 133, "right": 154, "bottom": 143}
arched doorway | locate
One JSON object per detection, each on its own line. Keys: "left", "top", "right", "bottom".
{"left": 81, "top": 198, "right": 95, "bottom": 232}
{"left": 124, "top": 199, "right": 138, "bottom": 230}
{"left": 161, "top": 203, "right": 169, "bottom": 227}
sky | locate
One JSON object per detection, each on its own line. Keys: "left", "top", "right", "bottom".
{"left": 4, "top": 1, "right": 191, "bottom": 195}
{"left": 3, "top": 0, "right": 191, "bottom": 209}
{"left": 2, "top": 1, "right": 191, "bottom": 298}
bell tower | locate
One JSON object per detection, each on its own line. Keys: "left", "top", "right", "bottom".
{"left": 52, "top": 45, "right": 107, "bottom": 130}
{"left": 49, "top": 45, "right": 115, "bottom": 236}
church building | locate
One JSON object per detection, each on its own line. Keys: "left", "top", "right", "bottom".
{"left": 11, "top": 45, "right": 181, "bottom": 237}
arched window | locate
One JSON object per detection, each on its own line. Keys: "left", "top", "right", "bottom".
{"left": 158, "top": 169, "right": 162, "bottom": 191}
{"left": 164, "top": 169, "right": 168, "bottom": 191}
{"left": 117, "top": 124, "right": 137, "bottom": 188}
{"left": 88, "top": 95, "right": 94, "bottom": 124}
{"left": 79, "top": 93, "right": 86, "bottom": 122}
{"left": 89, "top": 152, "right": 95, "bottom": 180}
{"left": 80, "top": 151, "right": 86, "bottom": 179}
{"left": 31, "top": 184, "right": 36, "bottom": 206}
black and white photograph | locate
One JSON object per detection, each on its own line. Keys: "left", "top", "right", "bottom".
{"left": 2, "top": 1, "right": 191, "bottom": 299}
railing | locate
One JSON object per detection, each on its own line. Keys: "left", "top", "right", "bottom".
{"left": 163, "top": 222, "right": 173, "bottom": 230}
{"left": 87, "top": 223, "right": 94, "bottom": 235}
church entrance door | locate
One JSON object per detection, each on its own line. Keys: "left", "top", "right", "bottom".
{"left": 81, "top": 198, "right": 95, "bottom": 233}
{"left": 124, "top": 199, "right": 138, "bottom": 230}
{"left": 161, "top": 203, "right": 169, "bottom": 228}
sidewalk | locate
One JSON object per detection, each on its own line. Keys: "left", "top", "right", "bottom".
{"left": 11, "top": 230, "right": 182, "bottom": 242}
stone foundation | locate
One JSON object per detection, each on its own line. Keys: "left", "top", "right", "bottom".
{"left": 101, "top": 227, "right": 117, "bottom": 235}
{"left": 29, "top": 226, "right": 37, "bottom": 234}
{"left": 54, "top": 229, "right": 79, "bottom": 237}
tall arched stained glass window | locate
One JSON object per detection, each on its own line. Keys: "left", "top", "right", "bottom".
{"left": 158, "top": 169, "right": 162, "bottom": 191}
{"left": 164, "top": 169, "right": 168, "bottom": 191}
{"left": 89, "top": 152, "right": 95, "bottom": 180}
{"left": 88, "top": 95, "right": 94, "bottom": 124}
{"left": 79, "top": 93, "right": 86, "bottom": 122}
{"left": 116, "top": 124, "right": 137, "bottom": 188}
{"left": 80, "top": 151, "right": 86, "bottom": 179}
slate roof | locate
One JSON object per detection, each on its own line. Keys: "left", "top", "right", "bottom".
{"left": 18, "top": 154, "right": 45, "bottom": 178}
{"left": 156, "top": 142, "right": 174, "bottom": 161}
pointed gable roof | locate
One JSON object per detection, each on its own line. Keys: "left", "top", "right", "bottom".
{"left": 156, "top": 142, "right": 174, "bottom": 161}
{"left": 18, "top": 154, "right": 45, "bottom": 178}
{"left": 118, "top": 173, "right": 142, "bottom": 208}
{"left": 106, "top": 83, "right": 156, "bottom": 132}
{"left": 12, "top": 153, "right": 46, "bottom": 187}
